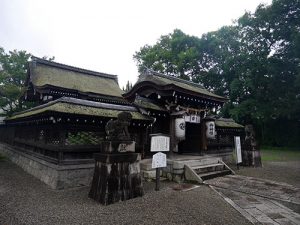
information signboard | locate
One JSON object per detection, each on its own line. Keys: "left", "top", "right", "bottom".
{"left": 152, "top": 152, "right": 167, "bottom": 169}
{"left": 234, "top": 136, "right": 242, "bottom": 163}
{"left": 150, "top": 134, "right": 170, "bottom": 152}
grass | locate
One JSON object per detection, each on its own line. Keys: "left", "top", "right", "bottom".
{"left": 261, "top": 147, "right": 300, "bottom": 162}
{"left": 0, "top": 153, "right": 6, "bottom": 161}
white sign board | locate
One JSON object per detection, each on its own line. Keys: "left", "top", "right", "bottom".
{"left": 234, "top": 136, "right": 242, "bottom": 163}
{"left": 150, "top": 135, "right": 170, "bottom": 152}
{"left": 152, "top": 152, "right": 167, "bottom": 168}
{"left": 184, "top": 115, "right": 200, "bottom": 123}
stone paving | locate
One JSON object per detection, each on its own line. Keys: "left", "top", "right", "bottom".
{"left": 205, "top": 175, "right": 300, "bottom": 225}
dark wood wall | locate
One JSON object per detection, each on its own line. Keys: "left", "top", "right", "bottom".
{"left": 0, "top": 121, "right": 148, "bottom": 165}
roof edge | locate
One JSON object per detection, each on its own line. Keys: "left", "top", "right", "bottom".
{"left": 123, "top": 80, "right": 227, "bottom": 103}
{"left": 8, "top": 97, "right": 139, "bottom": 120}
{"left": 143, "top": 71, "right": 206, "bottom": 90}
{"left": 31, "top": 56, "right": 119, "bottom": 81}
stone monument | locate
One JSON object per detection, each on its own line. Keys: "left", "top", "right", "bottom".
{"left": 242, "top": 124, "right": 262, "bottom": 167}
{"left": 89, "top": 112, "right": 144, "bottom": 205}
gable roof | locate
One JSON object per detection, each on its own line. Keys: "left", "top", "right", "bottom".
{"left": 123, "top": 72, "right": 227, "bottom": 103}
{"left": 215, "top": 118, "right": 244, "bottom": 129}
{"left": 26, "top": 57, "right": 125, "bottom": 101}
{"left": 134, "top": 96, "right": 167, "bottom": 112}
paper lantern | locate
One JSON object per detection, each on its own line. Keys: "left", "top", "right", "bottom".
{"left": 175, "top": 118, "right": 185, "bottom": 139}
{"left": 206, "top": 121, "right": 216, "bottom": 139}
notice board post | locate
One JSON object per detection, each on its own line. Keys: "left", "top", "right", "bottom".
{"left": 234, "top": 136, "right": 242, "bottom": 170}
{"left": 150, "top": 134, "right": 170, "bottom": 191}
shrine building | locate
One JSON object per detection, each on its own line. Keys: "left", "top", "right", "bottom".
{"left": 0, "top": 57, "right": 244, "bottom": 189}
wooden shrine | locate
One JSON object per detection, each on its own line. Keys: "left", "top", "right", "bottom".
{"left": 0, "top": 58, "right": 245, "bottom": 189}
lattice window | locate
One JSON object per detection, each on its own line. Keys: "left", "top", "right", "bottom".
{"left": 65, "top": 131, "right": 104, "bottom": 145}
{"left": 38, "top": 130, "right": 45, "bottom": 141}
{"left": 207, "top": 138, "right": 219, "bottom": 145}
{"left": 46, "top": 130, "right": 61, "bottom": 145}
{"left": 219, "top": 135, "right": 233, "bottom": 145}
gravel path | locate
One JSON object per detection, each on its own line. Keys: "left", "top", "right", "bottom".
{"left": 232, "top": 160, "right": 300, "bottom": 214}
{"left": 0, "top": 159, "right": 251, "bottom": 225}
{"left": 233, "top": 161, "right": 300, "bottom": 188}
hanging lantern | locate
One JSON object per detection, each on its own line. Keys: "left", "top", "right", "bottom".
{"left": 206, "top": 121, "right": 216, "bottom": 139}
{"left": 175, "top": 118, "right": 185, "bottom": 140}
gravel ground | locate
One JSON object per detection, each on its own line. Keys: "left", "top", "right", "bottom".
{"left": 233, "top": 161, "right": 300, "bottom": 187}
{"left": 0, "top": 159, "right": 251, "bottom": 225}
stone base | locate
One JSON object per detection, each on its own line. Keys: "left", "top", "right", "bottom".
{"left": 242, "top": 148, "right": 262, "bottom": 167}
{"left": 0, "top": 143, "right": 94, "bottom": 189}
{"left": 89, "top": 153, "right": 143, "bottom": 205}
{"left": 101, "top": 141, "right": 135, "bottom": 153}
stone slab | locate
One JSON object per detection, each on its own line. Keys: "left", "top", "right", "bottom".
{"left": 207, "top": 176, "right": 300, "bottom": 225}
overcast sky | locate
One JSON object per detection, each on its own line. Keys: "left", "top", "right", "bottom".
{"left": 1, "top": 0, "right": 272, "bottom": 88}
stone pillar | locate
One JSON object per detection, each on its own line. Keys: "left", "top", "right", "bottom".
{"left": 242, "top": 124, "right": 262, "bottom": 167}
{"left": 89, "top": 141, "right": 144, "bottom": 205}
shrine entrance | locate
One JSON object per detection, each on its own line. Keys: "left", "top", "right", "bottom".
{"left": 178, "top": 122, "right": 202, "bottom": 154}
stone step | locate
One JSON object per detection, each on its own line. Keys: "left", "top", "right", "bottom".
{"left": 199, "top": 169, "right": 232, "bottom": 181}
{"left": 182, "top": 158, "right": 221, "bottom": 168}
{"left": 192, "top": 163, "right": 225, "bottom": 174}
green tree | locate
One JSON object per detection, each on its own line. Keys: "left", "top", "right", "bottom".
{"left": 123, "top": 80, "right": 133, "bottom": 92}
{"left": 134, "top": 0, "right": 300, "bottom": 146}
{"left": 0, "top": 48, "right": 55, "bottom": 117}
{"left": 0, "top": 48, "right": 32, "bottom": 116}
{"left": 134, "top": 29, "right": 202, "bottom": 80}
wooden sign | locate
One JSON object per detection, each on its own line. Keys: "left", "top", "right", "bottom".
{"left": 150, "top": 134, "right": 170, "bottom": 152}
{"left": 152, "top": 152, "right": 167, "bottom": 168}
{"left": 234, "top": 136, "right": 242, "bottom": 163}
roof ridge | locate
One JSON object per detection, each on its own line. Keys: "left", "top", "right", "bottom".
{"left": 59, "top": 97, "right": 137, "bottom": 111}
{"left": 31, "top": 56, "right": 118, "bottom": 80}
{"left": 145, "top": 70, "right": 205, "bottom": 89}
{"left": 10, "top": 97, "right": 138, "bottom": 118}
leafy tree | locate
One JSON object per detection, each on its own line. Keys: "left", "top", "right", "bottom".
{"left": 123, "top": 80, "right": 133, "bottom": 92}
{"left": 0, "top": 48, "right": 32, "bottom": 116}
{"left": 134, "top": 0, "right": 300, "bottom": 146}
{"left": 134, "top": 29, "right": 202, "bottom": 80}
{"left": 0, "top": 48, "right": 55, "bottom": 117}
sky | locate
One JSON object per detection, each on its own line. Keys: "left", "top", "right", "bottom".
{"left": 0, "top": 0, "right": 272, "bottom": 88}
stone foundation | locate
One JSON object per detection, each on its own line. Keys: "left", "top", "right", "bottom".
{"left": 89, "top": 153, "right": 143, "bottom": 205}
{"left": 0, "top": 143, "right": 94, "bottom": 189}
{"left": 141, "top": 152, "right": 233, "bottom": 183}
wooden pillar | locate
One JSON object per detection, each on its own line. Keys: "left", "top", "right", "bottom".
{"left": 58, "top": 127, "right": 67, "bottom": 165}
{"left": 200, "top": 121, "right": 207, "bottom": 151}
{"left": 169, "top": 116, "right": 175, "bottom": 159}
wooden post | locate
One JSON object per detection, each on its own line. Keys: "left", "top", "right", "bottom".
{"left": 169, "top": 117, "right": 175, "bottom": 159}
{"left": 200, "top": 121, "right": 207, "bottom": 152}
{"left": 155, "top": 168, "right": 160, "bottom": 191}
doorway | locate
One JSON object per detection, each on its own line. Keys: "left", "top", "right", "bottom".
{"left": 178, "top": 122, "right": 201, "bottom": 154}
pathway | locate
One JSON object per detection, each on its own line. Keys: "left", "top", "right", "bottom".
{"left": 205, "top": 175, "right": 300, "bottom": 225}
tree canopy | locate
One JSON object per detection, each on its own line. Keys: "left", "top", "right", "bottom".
{"left": 0, "top": 48, "right": 54, "bottom": 116}
{"left": 134, "top": 0, "right": 300, "bottom": 146}
{"left": 0, "top": 48, "right": 32, "bottom": 116}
